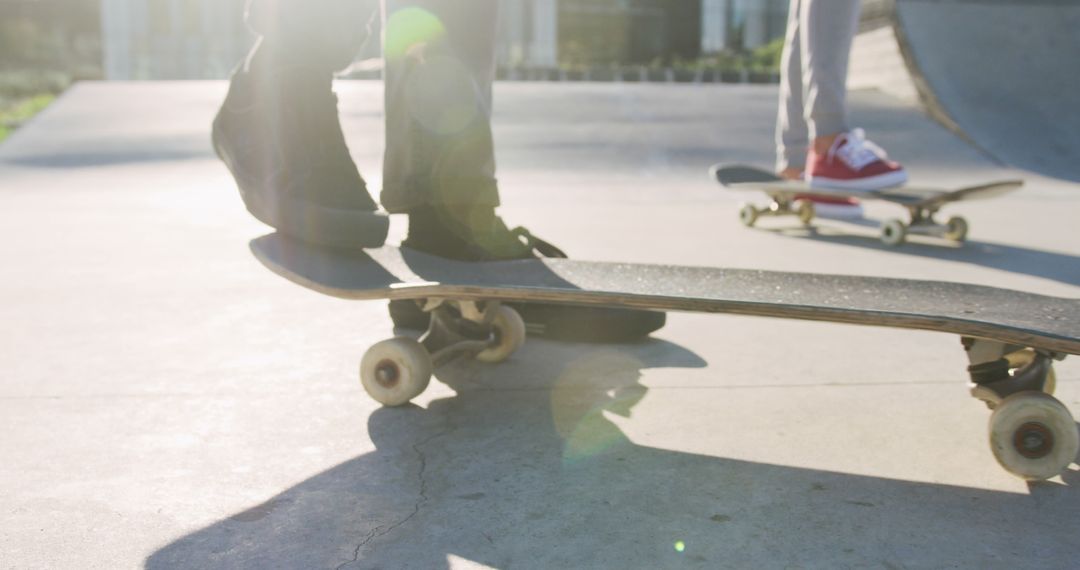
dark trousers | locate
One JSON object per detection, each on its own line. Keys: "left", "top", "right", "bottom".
{"left": 246, "top": 0, "right": 501, "bottom": 213}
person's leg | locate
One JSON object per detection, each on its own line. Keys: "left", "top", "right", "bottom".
{"left": 382, "top": 0, "right": 549, "bottom": 260}
{"left": 213, "top": 0, "right": 389, "bottom": 247}
{"left": 245, "top": 0, "right": 373, "bottom": 70}
{"left": 775, "top": 0, "right": 860, "bottom": 216}
{"left": 775, "top": 0, "right": 809, "bottom": 178}
{"left": 380, "top": 0, "right": 499, "bottom": 215}
{"left": 380, "top": 0, "right": 664, "bottom": 341}
{"left": 801, "top": 0, "right": 860, "bottom": 148}
{"left": 801, "top": 0, "right": 906, "bottom": 191}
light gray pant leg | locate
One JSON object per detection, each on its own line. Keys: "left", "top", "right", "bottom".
{"left": 380, "top": 0, "right": 500, "bottom": 213}
{"left": 776, "top": 0, "right": 860, "bottom": 171}
{"left": 801, "top": 0, "right": 860, "bottom": 141}
{"left": 776, "top": 0, "right": 808, "bottom": 172}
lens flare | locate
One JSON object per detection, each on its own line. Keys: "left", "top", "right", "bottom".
{"left": 404, "top": 55, "right": 479, "bottom": 135}
{"left": 384, "top": 7, "right": 445, "bottom": 58}
{"left": 552, "top": 351, "right": 647, "bottom": 465}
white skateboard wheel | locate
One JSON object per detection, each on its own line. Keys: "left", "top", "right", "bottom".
{"left": 944, "top": 216, "right": 969, "bottom": 242}
{"left": 475, "top": 305, "right": 526, "bottom": 364}
{"left": 989, "top": 392, "right": 1078, "bottom": 480}
{"left": 880, "top": 218, "right": 907, "bottom": 246}
{"left": 739, "top": 204, "right": 759, "bottom": 227}
{"left": 360, "top": 337, "right": 433, "bottom": 406}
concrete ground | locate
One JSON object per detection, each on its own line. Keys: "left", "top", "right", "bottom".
{"left": 1, "top": 81, "right": 1078, "bottom": 569}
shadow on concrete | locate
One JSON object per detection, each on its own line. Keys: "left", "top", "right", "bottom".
{"left": 145, "top": 339, "right": 1079, "bottom": 569}
{"left": 761, "top": 223, "right": 1080, "bottom": 287}
{"left": 0, "top": 148, "right": 210, "bottom": 169}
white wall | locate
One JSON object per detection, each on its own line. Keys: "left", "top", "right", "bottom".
{"left": 497, "top": 0, "right": 558, "bottom": 68}
{"left": 701, "top": 0, "right": 730, "bottom": 53}
{"left": 101, "top": 0, "right": 133, "bottom": 79}
{"left": 529, "top": 0, "right": 557, "bottom": 67}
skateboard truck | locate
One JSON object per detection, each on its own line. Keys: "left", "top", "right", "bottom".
{"left": 739, "top": 198, "right": 815, "bottom": 228}
{"left": 881, "top": 206, "right": 968, "bottom": 247}
{"left": 713, "top": 164, "right": 1022, "bottom": 247}
{"left": 741, "top": 196, "right": 969, "bottom": 247}
{"left": 418, "top": 299, "right": 514, "bottom": 366}
{"left": 358, "top": 299, "right": 526, "bottom": 407}
{"left": 962, "top": 337, "right": 1061, "bottom": 408}
{"left": 962, "top": 337, "right": 1077, "bottom": 480}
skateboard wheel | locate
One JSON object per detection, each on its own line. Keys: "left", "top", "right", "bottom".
{"left": 988, "top": 392, "right": 1079, "bottom": 481}
{"left": 739, "top": 204, "right": 759, "bottom": 228}
{"left": 880, "top": 219, "right": 907, "bottom": 246}
{"left": 360, "top": 337, "right": 433, "bottom": 406}
{"left": 476, "top": 305, "right": 526, "bottom": 364}
{"left": 794, "top": 199, "right": 815, "bottom": 225}
{"left": 944, "top": 216, "right": 969, "bottom": 242}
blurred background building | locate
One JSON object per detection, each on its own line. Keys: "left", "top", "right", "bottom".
{"left": 100, "top": 0, "right": 249, "bottom": 80}
{"left": 0, "top": 0, "right": 790, "bottom": 81}
{"left": 497, "top": 0, "right": 789, "bottom": 69}
{"left": 0, "top": 0, "right": 102, "bottom": 77}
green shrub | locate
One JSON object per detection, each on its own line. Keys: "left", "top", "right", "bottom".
{"left": 748, "top": 37, "right": 785, "bottom": 72}
{"left": 0, "top": 70, "right": 70, "bottom": 101}
{"left": 0, "top": 93, "right": 56, "bottom": 143}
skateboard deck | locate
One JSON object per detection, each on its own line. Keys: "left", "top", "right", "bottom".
{"left": 251, "top": 232, "right": 1080, "bottom": 480}
{"left": 251, "top": 232, "right": 1077, "bottom": 352}
{"left": 710, "top": 164, "right": 1023, "bottom": 246}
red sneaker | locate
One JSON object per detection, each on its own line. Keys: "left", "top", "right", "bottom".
{"left": 807, "top": 129, "right": 907, "bottom": 191}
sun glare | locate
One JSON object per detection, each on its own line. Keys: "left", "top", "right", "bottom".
{"left": 384, "top": 7, "right": 446, "bottom": 59}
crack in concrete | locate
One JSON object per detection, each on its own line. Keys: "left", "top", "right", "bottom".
{"left": 335, "top": 424, "right": 453, "bottom": 569}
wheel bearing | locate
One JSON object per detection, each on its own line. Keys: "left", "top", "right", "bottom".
{"left": 1013, "top": 422, "right": 1054, "bottom": 459}
{"left": 374, "top": 360, "right": 401, "bottom": 389}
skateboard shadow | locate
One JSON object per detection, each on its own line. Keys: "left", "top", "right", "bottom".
{"left": 145, "top": 339, "right": 1080, "bottom": 569}
{"left": 397, "top": 247, "right": 585, "bottom": 291}
{"left": 762, "top": 223, "right": 1080, "bottom": 287}
{"left": 251, "top": 233, "right": 403, "bottom": 291}
{"left": 2, "top": 147, "right": 208, "bottom": 169}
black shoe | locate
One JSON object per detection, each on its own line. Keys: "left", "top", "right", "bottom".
{"left": 389, "top": 205, "right": 665, "bottom": 342}
{"left": 400, "top": 204, "right": 566, "bottom": 261}
{"left": 212, "top": 41, "right": 388, "bottom": 248}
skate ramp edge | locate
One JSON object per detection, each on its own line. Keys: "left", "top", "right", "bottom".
{"left": 853, "top": 0, "right": 1080, "bottom": 183}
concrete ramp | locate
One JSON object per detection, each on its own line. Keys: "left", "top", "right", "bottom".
{"left": 853, "top": 0, "right": 1080, "bottom": 182}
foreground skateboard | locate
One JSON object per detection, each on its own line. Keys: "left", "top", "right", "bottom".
{"left": 251, "top": 232, "right": 1079, "bottom": 480}
{"left": 711, "top": 164, "right": 1023, "bottom": 246}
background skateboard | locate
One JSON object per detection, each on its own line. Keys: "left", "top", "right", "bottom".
{"left": 251, "top": 232, "right": 1080, "bottom": 480}
{"left": 711, "top": 164, "right": 1023, "bottom": 246}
